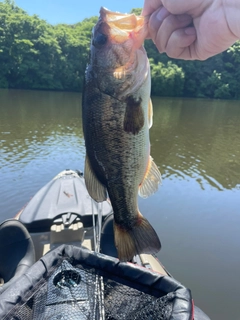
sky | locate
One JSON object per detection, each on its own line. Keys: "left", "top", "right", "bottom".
{"left": 11, "top": 0, "right": 145, "bottom": 25}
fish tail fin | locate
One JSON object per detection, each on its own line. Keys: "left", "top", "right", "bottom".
{"left": 113, "top": 212, "right": 161, "bottom": 262}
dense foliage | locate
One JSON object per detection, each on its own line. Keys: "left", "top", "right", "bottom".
{"left": 0, "top": 0, "right": 97, "bottom": 91}
{"left": 1, "top": 1, "right": 240, "bottom": 99}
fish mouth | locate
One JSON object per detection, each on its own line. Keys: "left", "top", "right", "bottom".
{"left": 99, "top": 7, "right": 148, "bottom": 46}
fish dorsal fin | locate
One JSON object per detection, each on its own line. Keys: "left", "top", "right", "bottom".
{"left": 84, "top": 154, "right": 107, "bottom": 202}
{"left": 148, "top": 99, "right": 153, "bottom": 128}
{"left": 139, "top": 156, "right": 161, "bottom": 198}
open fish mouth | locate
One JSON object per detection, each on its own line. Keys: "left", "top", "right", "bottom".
{"left": 99, "top": 7, "right": 148, "bottom": 44}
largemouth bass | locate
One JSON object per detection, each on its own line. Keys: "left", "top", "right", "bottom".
{"left": 82, "top": 7, "right": 161, "bottom": 261}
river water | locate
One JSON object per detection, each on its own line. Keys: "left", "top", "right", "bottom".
{"left": 0, "top": 89, "right": 240, "bottom": 319}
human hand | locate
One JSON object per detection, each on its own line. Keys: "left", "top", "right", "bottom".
{"left": 142, "top": 0, "right": 240, "bottom": 60}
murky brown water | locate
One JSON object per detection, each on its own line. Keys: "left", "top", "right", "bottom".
{"left": 1, "top": 89, "right": 240, "bottom": 319}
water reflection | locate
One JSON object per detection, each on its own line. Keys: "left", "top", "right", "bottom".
{"left": 151, "top": 97, "right": 240, "bottom": 190}
{"left": 0, "top": 89, "right": 85, "bottom": 173}
{"left": 1, "top": 91, "right": 240, "bottom": 191}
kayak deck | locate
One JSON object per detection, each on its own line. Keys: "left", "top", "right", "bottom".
{"left": 17, "top": 169, "right": 168, "bottom": 275}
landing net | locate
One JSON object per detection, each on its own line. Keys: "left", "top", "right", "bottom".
{"left": 0, "top": 246, "right": 192, "bottom": 320}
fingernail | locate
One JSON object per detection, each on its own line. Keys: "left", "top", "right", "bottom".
{"left": 185, "top": 27, "right": 196, "bottom": 35}
{"left": 156, "top": 7, "right": 170, "bottom": 22}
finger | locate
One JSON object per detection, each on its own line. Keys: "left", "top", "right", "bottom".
{"left": 142, "top": 0, "right": 163, "bottom": 16}
{"left": 158, "top": 14, "right": 193, "bottom": 52}
{"left": 149, "top": 12, "right": 193, "bottom": 53}
{"left": 144, "top": 7, "right": 168, "bottom": 39}
{"left": 165, "top": 28, "right": 197, "bottom": 60}
{"left": 147, "top": 7, "right": 170, "bottom": 42}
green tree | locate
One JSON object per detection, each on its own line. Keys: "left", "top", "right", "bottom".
{"left": 150, "top": 59, "right": 185, "bottom": 97}
{"left": 0, "top": 1, "right": 97, "bottom": 91}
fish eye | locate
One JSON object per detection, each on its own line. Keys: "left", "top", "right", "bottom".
{"left": 93, "top": 33, "right": 107, "bottom": 47}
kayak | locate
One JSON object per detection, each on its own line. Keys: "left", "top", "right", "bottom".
{"left": 0, "top": 169, "right": 210, "bottom": 319}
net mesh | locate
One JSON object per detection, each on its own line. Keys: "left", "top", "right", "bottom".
{"left": 8, "top": 259, "right": 174, "bottom": 320}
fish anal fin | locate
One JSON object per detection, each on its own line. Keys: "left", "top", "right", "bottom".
{"left": 139, "top": 156, "right": 162, "bottom": 198}
{"left": 124, "top": 96, "right": 144, "bottom": 135}
{"left": 84, "top": 155, "right": 107, "bottom": 202}
{"left": 148, "top": 99, "right": 153, "bottom": 128}
{"left": 114, "top": 212, "right": 161, "bottom": 262}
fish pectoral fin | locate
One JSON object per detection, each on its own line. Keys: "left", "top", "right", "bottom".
{"left": 123, "top": 96, "right": 144, "bottom": 135}
{"left": 148, "top": 99, "right": 153, "bottom": 129}
{"left": 84, "top": 155, "right": 107, "bottom": 202}
{"left": 139, "top": 156, "right": 162, "bottom": 198}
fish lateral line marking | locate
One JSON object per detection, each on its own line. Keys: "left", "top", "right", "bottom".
{"left": 123, "top": 96, "right": 144, "bottom": 135}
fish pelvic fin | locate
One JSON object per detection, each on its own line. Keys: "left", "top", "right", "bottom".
{"left": 139, "top": 156, "right": 162, "bottom": 198}
{"left": 113, "top": 212, "right": 161, "bottom": 262}
{"left": 84, "top": 154, "right": 107, "bottom": 202}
